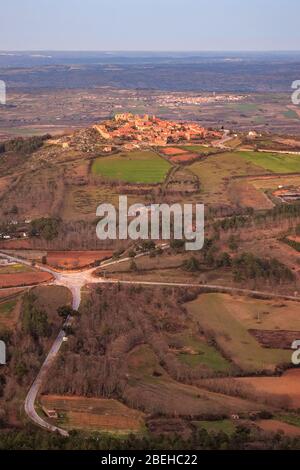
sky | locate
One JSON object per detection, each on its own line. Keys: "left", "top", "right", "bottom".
{"left": 1, "top": 0, "right": 300, "bottom": 51}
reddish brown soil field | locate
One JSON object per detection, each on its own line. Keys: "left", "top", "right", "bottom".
{"left": 249, "top": 329, "right": 300, "bottom": 349}
{"left": 0, "top": 288, "right": 24, "bottom": 299}
{"left": 169, "top": 153, "right": 201, "bottom": 163}
{"left": 160, "top": 147, "right": 188, "bottom": 156}
{"left": 236, "top": 370, "right": 300, "bottom": 409}
{"left": 229, "top": 181, "right": 274, "bottom": 210}
{"left": 288, "top": 236, "right": 300, "bottom": 243}
{"left": 0, "top": 239, "right": 32, "bottom": 250}
{"left": 46, "top": 250, "right": 113, "bottom": 269}
{"left": 0, "top": 272, "right": 53, "bottom": 288}
{"left": 257, "top": 419, "right": 300, "bottom": 436}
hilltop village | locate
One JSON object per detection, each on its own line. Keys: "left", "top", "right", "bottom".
{"left": 58, "top": 113, "right": 220, "bottom": 152}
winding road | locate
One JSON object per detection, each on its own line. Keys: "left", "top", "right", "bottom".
{"left": 1, "top": 249, "right": 300, "bottom": 436}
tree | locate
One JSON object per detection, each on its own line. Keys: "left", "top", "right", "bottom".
{"left": 170, "top": 239, "right": 185, "bottom": 252}
{"left": 140, "top": 240, "right": 155, "bottom": 252}
{"left": 57, "top": 305, "right": 79, "bottom": 321}
{"left": 22, "top": 293, "right": 50, "bottom": 339}
{"left": 112, "top": 248, "right": 124, "bottom": 260}
{"left": 63, "top": 325, "right": 74, "bottom": 336}
{"left": 30, "top": 217, "right": 60, "bottom": 241}
{"left": 228, "top": 235, "right": 239, "bottom": 251}
{"left": 129, "top": 260, "right": 138, "bottom": 272}
{"left": 217, "top": 252, "right": 232, "bottom": 268}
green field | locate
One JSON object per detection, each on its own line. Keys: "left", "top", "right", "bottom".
{"left": 194, "top": 419, "right": 236, "bottom": 435}
{"left": 92, "top": 151, "right": 171, "bottom": 184}
{"left": 230, "top": 103, "right": 260, "bottom": 113}
{"left": 284, "top": 109, "right": 300, "bottom": 120}
{"left": 190, "top": 152, "right": 265, "bottom": 204}
{"left": 186, "top": 293, "right": 290, "bottom": 372}
{"left": 171, "top": 333, "right": 231, "bottom": 372}
{"left": 0, "top": 299, "right": 17, "bottom": 317}
{"left": 0, "top": 263, "right": 32, "bottom": 274}
{"left": 189, "top": 150, "right": 300, "bottom": 204}
{"left": 276, "top": 413, "right": 300, "bottom": 428}
{"left": 126, "top": 345, "right": 262, "bottom": 416}
{"left": 236, "top": 151, "right": 300, "bottom": 173}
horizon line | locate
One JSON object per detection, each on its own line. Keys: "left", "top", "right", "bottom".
{"left": 1, "top": 49, "right": 300, "bottom": 54}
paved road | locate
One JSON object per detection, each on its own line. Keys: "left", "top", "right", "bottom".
{"left": 212, "top": 129, "right": 232, "bottom": 149}
{"left": 0, "top": 249, "right": 163, "bottom": 436}
{"left": 24, "top": 327, "right": 69, "bottom": 436}
{"left": 1, "top": 249, "right": 300, "bottom": 436}
{"left": 0, "top": 252, "right": 102, "bottom": 436}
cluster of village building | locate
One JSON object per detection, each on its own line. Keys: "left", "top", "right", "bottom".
{"left": 156, "top": 93, "right": 247, "bottom": 107}
{"left": 92, "top": 113, "right": 219, "bottom": 150}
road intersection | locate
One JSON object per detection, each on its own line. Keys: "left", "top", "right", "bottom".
{"left": 1, "top": 250, "right": 300, "bottom": 436}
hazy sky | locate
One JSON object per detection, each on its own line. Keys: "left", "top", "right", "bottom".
{"left": 1, "top": 0, "right": 300, "bottom": 51}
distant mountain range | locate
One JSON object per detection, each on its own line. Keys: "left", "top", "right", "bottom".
{"left": 0, "top": 51, "right": 300, "bottom": 93}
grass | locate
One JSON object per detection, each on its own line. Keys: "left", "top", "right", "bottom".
{"left": 194, "top": 419, "right": 236, "bottom": 435}
{"left": 190, "top": 152, "right": 265, "bottom": 204}
{"left": 62, "top": 186, "right": 147, "bottom": 219}
{"left": 276, "top": 413, "right": 300, "bottom": 428}
{"left": 284, "top": 109, "right": 299, "bottom": 120}
{"left": 251, "top": 174, "right": 300, "bottom": 192}
{"left": 170, "top": 333, "right": 231, "bottom": 372}
{"left": 214, "top": 294, "right": 300, "bottom": 332}
{"left": 0, "top": 263, "right": 33, "bottom": 274}
{"left": 126, "top": 345, "right": 262, "bottom": 417}
{"left": 0, "top": 297, "right": 19, "bottom": 329}
{"left": 225, "top": 137, "right": 242, "bottom": 149}
{"left": 186, "top": 293, "right": 290, "bottom": 372}
{"left": 282, "top": 237, "right": 300, "bottom": 253}
{"left": 91, "top": 150, "right": 171, "bottom": 184}
{"left": 189, "top": 150, "right": 300, "bottom": 204}
{"left": 0, "top": 299, "right": 17, "bottom": 317}
{"left": 236, "top": 151, "right": 300, "bottom": 173}
{"left": 230, "top": 103, "right": 260, "bottom": 113}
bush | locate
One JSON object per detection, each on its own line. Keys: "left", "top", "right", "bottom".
{"left": 3, "top": 134, "right": 50, "bottom": 154}
{"left": 233, "top": 252, "right": 294, "bottom": 283}
{"left": 30, "top": 217, "right": 60, "bottom": 241}
{"left": 170, "top": 239, "right": 185, "bottom": 251}
{"left": 182, "top": 256, "right": 200, "bottom": 272}
{"left": 22, "top": 293, "right": 51, "bottom": 339}
{"left": 129, "top": 260, "right": 138, "bottom": 272}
